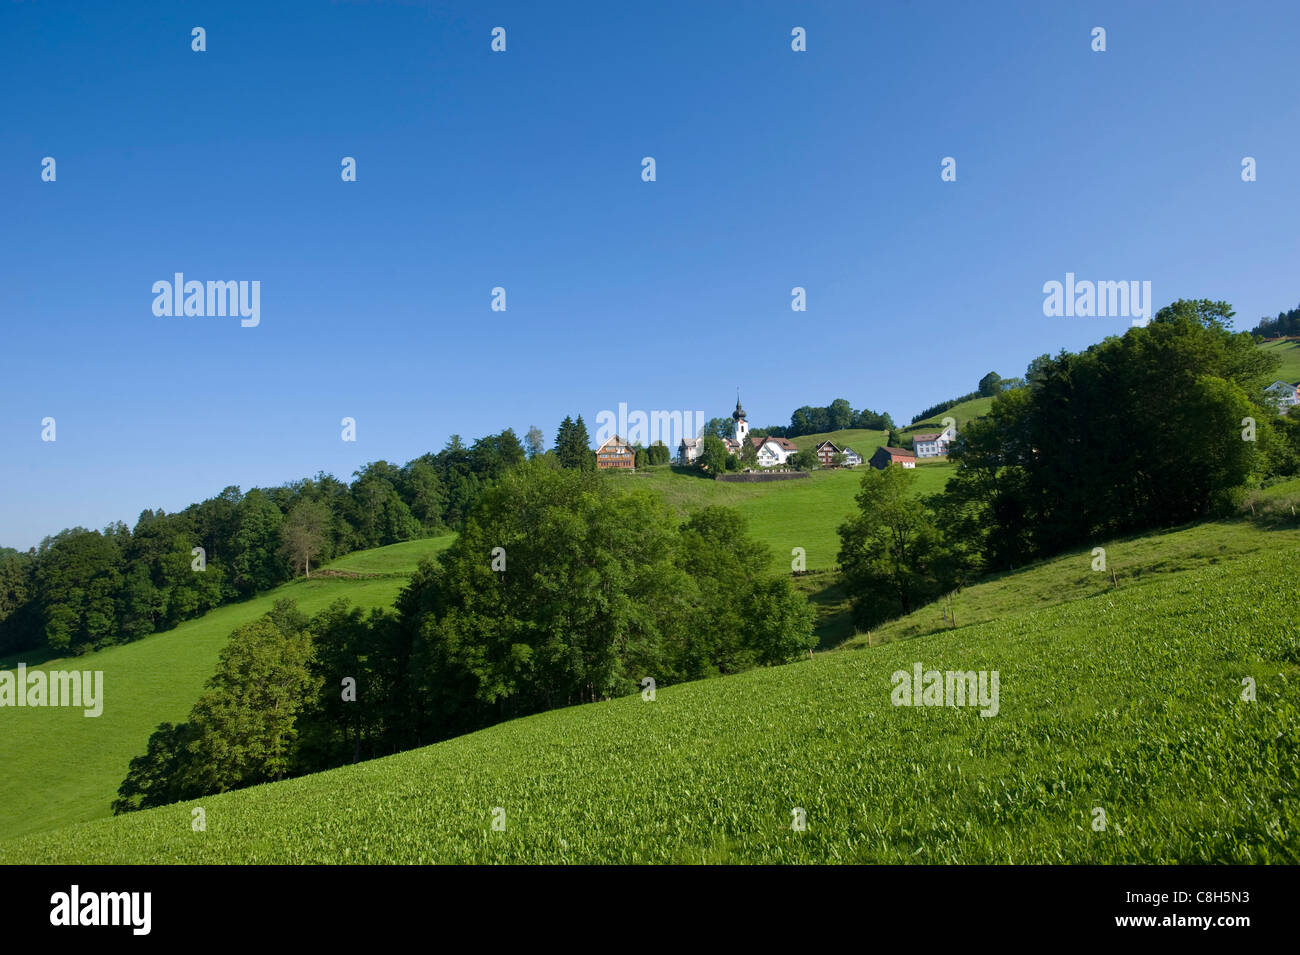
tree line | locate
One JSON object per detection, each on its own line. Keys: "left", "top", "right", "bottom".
{"left": 909, "top": 371, "right": 1023, "bottom": 424}
{"left": 113, "top": 459, "right": 816, "bottom": 812}
{"left": 840, "top": 300, "right": 1300, "bottom": 629}
{"left": 1250, "top": 302, "right": 1300, "bottom": 339}
{"left": 0, "top": 412, "right": 684, "bottom": 659}
{"left": 702, "top": 398, "right": 894, "bottom": 442}
{"left": 551, "top": 414, "right": 671, "bottom": 469}
{"left": 0, "top": 428, "right": 542, "bottom": 657}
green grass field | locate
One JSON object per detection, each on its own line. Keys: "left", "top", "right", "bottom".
{"left": 789, "top": 428, "right": 887, "bottom": 454}
{"left": 320, "top": 537, "right": 455, "bottom": 575}
{"left": 0, "top": 534, "right": 453, "bottom": 842}
{"left": 903, "top": 395, "right": 995, "bottom": 432}
{"left": 1258, "top": 477, "right": 1300, "bottom": 499}
{"left": 604, "top": 461, "right": 955, "bottom": 572}
{"left": 7, "top": 531, "right": 1295, "bottom": 864}
{"left": 836, "top": 520, "right": 1300, "bottom": 649}
{"left": 1259, "top": 338, "right": 1300, "bottom": 383}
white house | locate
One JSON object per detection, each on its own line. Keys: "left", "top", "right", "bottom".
{"left": 753, "top": 435, "right": 799, "bottom": 467}
{"left": 1265, "top": 380, "right": 1299, "bottom": 413}
{"left": 679, "top": 437, "right": 704, "bottom": 465}
{"left": 841, "top": 446, "right": 863, "bottom": 467}
{"left": 913, "top": 422, "right": 956, "bottom": 458}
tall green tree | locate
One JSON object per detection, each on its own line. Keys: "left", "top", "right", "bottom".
{"left": 678, "top": 507, "right": 814, "bottom": 673}
{"left": 280, "top": 500, "right": 333, "bottom": 577}
{"left": 555, "top": 416, "right": 595, "bottom": 470}
{"left": 702, "top": 417, "right": 733, "bottom": 440}
{"left": 524, "top": 425, "right": 546, "bottom": 459}
{"left": 231, "top": 490, "right": 286, "bottom": 595}
{"left": 402, "top": 462, "right": 691, "bottom": 735}
{"left": 400, "top": 458, "right": 447, "bottom": 532}
{"left": 827, "top": 398, "right": 854, "bottom": 431}
{"left": 0, "top": 549, "right": 37, "bottom": 654}
{"left": 940, "top": 300, "right": 1278, "bottom": 567}
{"left": 114, "top": 601, "right": 317, "bottom": 811}
{"left": 790, "top": 448, "right": 818, "bottom": 471}
{"left": 698, "top": 435, "right": 729, "bottom": 474}
{"left": 838, "top": 465, "right": 953, "bottom": 626}
{"left": 184, "top": 602, "right": 316, "bottom": 791}
{"left": 35, "top": 528, "right": 124, "bottom": 653}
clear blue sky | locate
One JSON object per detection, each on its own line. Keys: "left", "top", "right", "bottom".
{"left": 3, "top": 0, "right": 1298, "bottom": 550}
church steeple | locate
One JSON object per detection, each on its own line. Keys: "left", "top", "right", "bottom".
{"left": 732, "top": 389, "right": 746, "bottom": 422}
{"left": 732, "top": 389, "right": 749, "bottom": 444}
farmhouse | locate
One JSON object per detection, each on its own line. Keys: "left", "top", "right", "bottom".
{"left": 815, "top": 440, "right": 841, "bottom": 467}
{"left": 1264, "top": 380, "right": 1299, "bottom": 413}
{"left": 913, "top": 422, "right": 955, "bottom": 458}
{"left": 678, "top": 436, "right": 703, "bottom": 465}
{"left": 596, "top": 435, "right": 635, "bottom": 470}
{"left": 841, "top": 446, "right": 863, "bottom": 467}
{"left": 752, "top": 435, "right": 799, "bottom": 467}
{"left": 870, "top": 446, "right": 916, "bottom": 469}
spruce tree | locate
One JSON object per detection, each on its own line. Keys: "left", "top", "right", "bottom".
{"left": 571, "top": 416, "right": 594, "bottom": 471}
{"left": 554, "top": 417, "right": 576, "bottom": 468}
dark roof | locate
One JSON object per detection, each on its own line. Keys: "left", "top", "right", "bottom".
{"left": 913, "top": 433, "right": 941, "bottom": 442}
{"left": 815, "top": 440, "right": 841, "bottom": 452}
{"left": 752, "top": 436, "right": 798, "bottom": 451}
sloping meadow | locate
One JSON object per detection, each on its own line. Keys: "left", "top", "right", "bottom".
{"left": 0, "top": 536, "right": 454, "bottom": 841}
{"left": 4, "top": 544, "right": 1296, "bottom": 864}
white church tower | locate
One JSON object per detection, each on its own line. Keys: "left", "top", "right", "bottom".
{"left": 732, "top": 391, "right": 749, "bottom": 445}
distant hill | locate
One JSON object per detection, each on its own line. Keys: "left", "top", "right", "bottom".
{"left": 899, "top": 396, "right": 995, "bottom": 440}
{"left": 789, "top": 427, "right": 888, "bottom": 454}
{"left": 1258, "top": 338, "right": 1300, "bottom": 383}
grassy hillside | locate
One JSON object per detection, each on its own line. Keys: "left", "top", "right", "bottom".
{"left": 1259, "top": 476, "right": 1300, "bottom": 499}
{"left": 0, "top": 534, "right": 454, "bottom": 841}
{"left": 605, "top": 462, "right": 954, "bottom": 572}
{"left": 1259, "top": 338, "right": 1300, "bottom": 383}
{"left": 904, "top": 395, "right": 995, "bottom": 432}
{"left": 835, "top": 520, "right": 1300, "bottom": 649}
{"left": 321, "top": 537, "right": 454, "bottom": 575}
{"left": 789, "top": 427, "right": 887, "bottom": 454}
{"left": 8, "top": 531, "right": 1295, "bottom": 864}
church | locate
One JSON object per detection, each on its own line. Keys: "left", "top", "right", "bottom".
{"left": 678, "top": 395, "right": 798, "bottom": 467}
